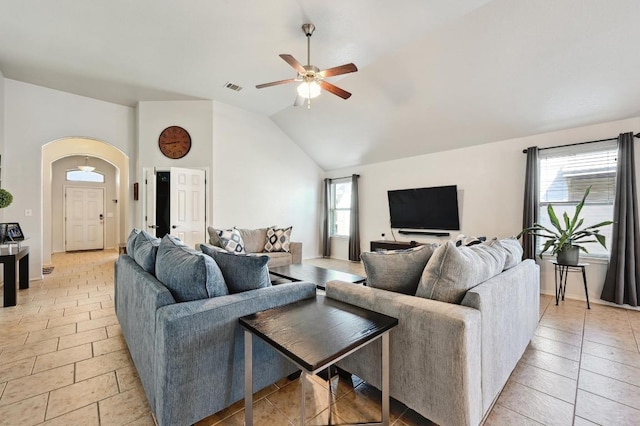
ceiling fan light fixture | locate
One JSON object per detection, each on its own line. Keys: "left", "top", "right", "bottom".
{"left": 297, "top": 81, "right": 321, "bottom": 99}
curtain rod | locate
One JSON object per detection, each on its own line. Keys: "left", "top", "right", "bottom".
{"left": 326, "top": 174, "right": 360, "bottom": 180}
{"left": 521, "top": 132, "right": 640, "bottom": 154}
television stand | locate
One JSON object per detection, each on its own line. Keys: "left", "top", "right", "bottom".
{"left": 370, "top": 240, "right": 423, "bottom": 252}
{"left": 398, "top": 230, "right": 450, "bottom": 237}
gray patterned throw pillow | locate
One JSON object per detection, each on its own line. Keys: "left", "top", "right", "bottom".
{"left": 264, "top": 226, "right": 292, "bottom": 253}
{"left": 214, "top": 228, "right": 246, "bottom": 254}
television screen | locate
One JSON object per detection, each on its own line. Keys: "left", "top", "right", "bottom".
{"left": 388, "top": 185, "right": 460, "bottom": 230}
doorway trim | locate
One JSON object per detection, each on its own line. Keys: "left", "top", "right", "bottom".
{"left": 42, "top": 137, "right": 129, "bottom": 265}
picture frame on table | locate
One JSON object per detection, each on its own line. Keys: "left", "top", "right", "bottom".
{"left": 5, "top": 223, "right": 24, "bottom": 241}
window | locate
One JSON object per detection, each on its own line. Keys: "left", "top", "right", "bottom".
{"left": 330, "top": 179, "right": 352, "bottom": 237}
{"left": 66, "top": 170, "right": 105, "bottom": 183}
{"left": 538, "top": 140, "right": 617, "bottom": 257}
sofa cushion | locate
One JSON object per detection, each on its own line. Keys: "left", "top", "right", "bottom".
{"left": 362, "top": 245, "right": 438, "bottom": 295}
{"left": 212, "top": 228, "right": 246, "bottom": 254}
{"left": 126, "top": 228, "right": 141, "bottom": 259}
{"left": 265, "top": 226, "right": 292, "bottom": 253}
{"left": 156, "top": 235, "right": 228, "bottom": 302}
{"left": 237, "top": 228, "right": 268, "bottom": 253}
{"left": 416, "top": 241, "right": 506, "bottom": 304}
{"left": 133, "top": 231, "right": 161, "bottom": 274}
{"left": 486, "top": 238, "right": 523, "bottom": 270}
{"left": 200, "top": 244, "right": 271, "bottom": 293}
{"left": 263, "top": 252, "right": 293, "bottom": 268}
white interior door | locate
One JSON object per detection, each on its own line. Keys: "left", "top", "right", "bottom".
{"left": 65, "top": 186, "right": 104, "bottom": 251}
{"left": 143, "top": 167, "right": 157, "bottom": 236}
{"left": 170, "top": 167, "right": 206, "bottom": 247}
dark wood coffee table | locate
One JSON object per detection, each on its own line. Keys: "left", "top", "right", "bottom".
{"left": 269, "top": 263, "right": 366, "bottom": 289}
{"left": 240, "top": 295, "right": 398, "bottom": 426}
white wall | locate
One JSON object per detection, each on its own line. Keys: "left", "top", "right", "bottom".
{"left": 213, "top": 102, "right": 323, "bottom": 259}
{"left": 3, "top": 79, "right": 135, "bottom": 278}
{"left": 51, "top": 156, "right": 117, "bottom": 252}
{"left": 327, "top": 116, "right": 640, "bottom": 306}
{"left": 136, "top": 101, "right": 214, "bottom": 229}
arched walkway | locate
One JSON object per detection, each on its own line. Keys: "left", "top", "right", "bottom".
{"left": 42, "top": 138, "right": 129, "bottom": 265}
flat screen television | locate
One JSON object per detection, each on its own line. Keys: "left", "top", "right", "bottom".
{"left": 388, "top": 185, "right": 460, "bottom": 230}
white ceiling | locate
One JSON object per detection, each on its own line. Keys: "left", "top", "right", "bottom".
{"left": 1, "top": 0, "right": 639, "bottom": 170}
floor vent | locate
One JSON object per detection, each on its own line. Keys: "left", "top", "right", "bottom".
{"left": 224, "top": 82, "right": 243, "bottom": 92}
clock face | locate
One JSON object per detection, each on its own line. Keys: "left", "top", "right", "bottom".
{"left": 158, "top": 126, "right": 192, "bottom": 159}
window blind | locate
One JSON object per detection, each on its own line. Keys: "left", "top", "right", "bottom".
{"left": 537, "top": 140, "right": 617, "bottom": 257}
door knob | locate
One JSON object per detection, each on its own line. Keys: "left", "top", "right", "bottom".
{"left": 148, "top": 225, "right": 159, "bottom": 229}
{"left": 99, "top": 214, "right": 104, "bottom": 220}
{"left": 171, "top": 225, "right": 179, "bottom": 229}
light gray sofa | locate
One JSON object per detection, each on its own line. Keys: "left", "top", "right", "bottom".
{"left": 206, "top": 227, "right": 302, "bottom": 267}
{"left": 115, "top": 253, "right": 316, "bottom": 426}
{"left": 326, "top": 258, "right": 540, "bottom": 426}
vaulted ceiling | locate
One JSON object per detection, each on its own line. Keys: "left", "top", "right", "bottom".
{"left": 2, "top": 0, "right": 639, "bottom": 170}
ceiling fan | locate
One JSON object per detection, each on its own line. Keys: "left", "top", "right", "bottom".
{"left": 256, "top": 23, "right": 358, "bottom": 108}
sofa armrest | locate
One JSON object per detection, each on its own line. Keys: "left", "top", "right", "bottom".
{"left": 114, "top": 255, "right": 175, "bottom": 411}
{"left": 326, "top": 281, "right": 482, "bottom": 426}
{"left": 153, "top": 282, "right": 316, "bottom": 426}
{"left": 461, "top": 259, "right": 540, "bottom": 413}
{"left": 289, "top": 241, "right": 302, "bottom": 264}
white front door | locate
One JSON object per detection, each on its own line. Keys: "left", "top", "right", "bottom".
{"left": 143, "top": 167, "right": 158, "bottom": 235}
{"left": 65, "top": 186, "right": 105, "bottom": 251}
{"left": 170, "top": 167, "right": 206, "bottom": 247}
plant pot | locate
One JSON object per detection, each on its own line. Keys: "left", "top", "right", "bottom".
{"left": 557, "top": 246, "right": 579, "bottom": 266}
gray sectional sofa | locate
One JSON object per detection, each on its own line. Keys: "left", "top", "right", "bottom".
{"left": 115, "top": 230, "right": 316, "bottom": 426}
{"left": 205, "top": 227, "right": 302, "bottom": 267}
{"left": 326, "top": 241, "right": 540, "bottom": 426}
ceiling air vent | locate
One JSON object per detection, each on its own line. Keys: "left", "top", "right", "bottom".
{"left": 224, "top": 82, "right": 243, "bottom": 92}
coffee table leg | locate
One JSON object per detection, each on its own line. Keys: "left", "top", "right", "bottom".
{"left": 244, "top": 331, "right": 253, "bottom": 426}
{"left": 327, "top": 366, "right": 333, "bottom": 426}
{"left": 382, "top": 332, "right": 390, "bottom": 426}
{"left": 300, "top": 371, "right": 306, "bottom": 426}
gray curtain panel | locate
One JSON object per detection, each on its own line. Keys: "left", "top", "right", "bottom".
{"left": 522, "top": 147, "right": 539, "bottom": 260}
{"left": 601, "top": 132, "right": 640, "bottom": 306}
{"left": 322, "top": 178, "right": 331, "bottom": 258}
{"left": 348, "top": 174, "right": 361, "bottom": 261}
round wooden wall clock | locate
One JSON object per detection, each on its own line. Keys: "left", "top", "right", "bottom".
{"left": 158, "top": 126, "right": 192, "bottom": 159}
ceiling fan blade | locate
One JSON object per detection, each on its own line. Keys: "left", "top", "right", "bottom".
{"left": 318, "top": 81, "right": 352, "bottom": 99}
{"left": 255, "top": 78, "right": 297, "bottom": 89}
{"left": 293, "top": 95, "right": 305, "bottom": 107}
{"left": 280, "top": 54, "right": 306, "bottom": 73}
{"left": 318, "top": 63, "right": 358, "bottom": 78}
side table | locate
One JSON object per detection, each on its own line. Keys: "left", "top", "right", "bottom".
{"left": 240, "top": 295, "right": 398, "bottom": 426}
{"left": 551, "top": 261, "right": 590, "bottom": 309}
{"left": 1, "top": 246, "right": 30, "bottom": 307}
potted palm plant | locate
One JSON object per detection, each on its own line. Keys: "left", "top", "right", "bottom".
{"left": 520, "top": 186, "right": 613, "bottom": 265}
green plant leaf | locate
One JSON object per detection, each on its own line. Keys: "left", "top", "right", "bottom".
{"left": 563, "top": 212, "right": 571, "bottom": 231}
{"left": 570, "top": 185, "right": 590, "bottom": 231}
{"left": 539, "top": 239, "right": 555, "bottom": 258}
{"left": 583, "top": 220, "right": 614, "bottom": 230}
{"left": 547, "top": 204, "right": 563, "bottom": 234}
{"left": 574, "top": 218, "right": 584, "bottom": 231}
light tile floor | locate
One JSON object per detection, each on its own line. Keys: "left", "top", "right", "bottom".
{"left": 1, "top": 251, "right": 639, "bottom": 425}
